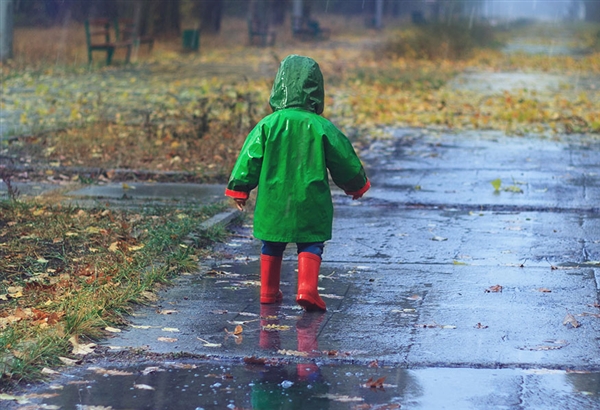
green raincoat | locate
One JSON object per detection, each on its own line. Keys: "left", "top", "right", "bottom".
{"left": 225, "top": 55, "right": 370, "bottom": 243}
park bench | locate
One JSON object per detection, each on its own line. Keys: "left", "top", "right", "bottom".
{"left": 85, "top": 18, "right": 132, "bottom": 65}
{"left": 114, "top": 18, "right": 155, "bottom": 51}
{"left": 247, "top": 17, "right": 276, "bottom": 46}
{"left": 292, "top": 17, "right": 330, "bottom": 41}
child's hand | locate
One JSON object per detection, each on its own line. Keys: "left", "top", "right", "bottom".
{"left": 234, "top": 198, "right": 246, "bottom": 211}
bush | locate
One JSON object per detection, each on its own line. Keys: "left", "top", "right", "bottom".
{"left": 384, "top": 21, "right": 501, "bottom": 60}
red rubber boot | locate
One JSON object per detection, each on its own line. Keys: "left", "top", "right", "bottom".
{"left": 260, "top": 254, "right": 283, "bottom": 304}
{"left": 296, "top": 312, "right": 325, "bottom": 380}
{"left": 259, "top": 304, "right": 280, "bottom": 350}
{"left": 296, "top": 252, "right": 326, "bottom": 311}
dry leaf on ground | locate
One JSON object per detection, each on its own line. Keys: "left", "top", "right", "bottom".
{"left": 485, "top": 285, "right": 503, "bottom": 293}
{"left": 563, "top": 312, "right": 580, "bottom": 328}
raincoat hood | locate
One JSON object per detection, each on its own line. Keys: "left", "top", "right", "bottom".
{"left": 269, "top": 55, "right": 325, "bottom": 115}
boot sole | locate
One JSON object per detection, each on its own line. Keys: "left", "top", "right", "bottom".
{"left": 297, "top": 295, "right": 326, "bottom": 311}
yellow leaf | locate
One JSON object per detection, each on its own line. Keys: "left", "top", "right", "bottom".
{"left": 105, "top": 326, "right": 122, "bottom": 333}
{"left": 157, "top": 337, "right": 178, "bottom": 342}
{"left": 108, "top": 242, "right": 119, "bottom": 252}
{"left": 86, "top": 227, "right": 100, "bottom": 234}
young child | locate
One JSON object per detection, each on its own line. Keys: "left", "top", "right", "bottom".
{"left": 225, "top": 55, "right": 370, "bottom": 311}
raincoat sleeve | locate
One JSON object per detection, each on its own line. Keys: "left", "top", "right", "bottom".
{"left": 323, "top": 125, "right": 370, "bottom": 199}
{"left": 225, "top": 123, "right": 265, "bottom": 200}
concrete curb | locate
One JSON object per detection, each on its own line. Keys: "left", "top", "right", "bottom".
{"left": 199, "top": 209, "right": 242, "bottom": 230}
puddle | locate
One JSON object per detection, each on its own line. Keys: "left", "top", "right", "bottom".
{"left": 448, "top": 72, "right": 595, "bottom": 94}
{"left": 13, "top": 362, "right": 600, "bottom": 409}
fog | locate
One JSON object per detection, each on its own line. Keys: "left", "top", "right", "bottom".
{"left": 482, "top": 0, "right": 578, "bottom": 21}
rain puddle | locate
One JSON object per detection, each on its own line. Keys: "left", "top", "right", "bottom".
{"left": 448, "top": 72, "right": 599, "bottom": 94}
{"left": 12, "top": 362, "right": 600, "bottom": 409}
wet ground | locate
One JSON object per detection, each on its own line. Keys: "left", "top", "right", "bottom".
{"left": 10, "top": 128, "right": 600, "bottom": 409}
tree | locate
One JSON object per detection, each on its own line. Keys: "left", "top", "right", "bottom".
{"left": 198, "top": 0, "right": 223, "bottom": 33}
{"left": 0, "top": 0, "right": 14, "bottom": 62}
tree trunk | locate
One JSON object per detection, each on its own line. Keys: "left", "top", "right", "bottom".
{"left": 0, "top": 0, "right": 14, "bottom": 62}
{"left": 271, "top": 0, "right": 288, "bottom": 26}
{"left": 154, "top": 0, "right": 180, "bottom": 36}
{"left": 200, "top": 0, "right": 223, "bottom": 33}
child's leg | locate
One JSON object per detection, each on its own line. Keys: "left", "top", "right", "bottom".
{"left": 296, "top": 242, "right": 326, "bottom": 311}
{"left": 259, "top": 241, "right": 287, "bottom": 304}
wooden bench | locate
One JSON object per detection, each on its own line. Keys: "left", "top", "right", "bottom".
{"left": 292, "top": 17, "right": 330, "bottom": 41}
{"left": 247, "top": 17, "right": 276, "bottom": 46}
{"left": 85, "top": 18, "right": 132, "bottom": 65}
{"left": 115, "top": 18, "right": 154, "bottom": 51}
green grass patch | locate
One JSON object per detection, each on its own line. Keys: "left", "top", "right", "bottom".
{"left": 0, "top": 199, "right": 229, "bottom": 387}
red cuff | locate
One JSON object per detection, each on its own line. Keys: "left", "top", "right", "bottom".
{"left": 225, "top": 189, "right": 249, "bottom": 200}
{"left": 345, "top": 179, "right": 371, "bottom": 197}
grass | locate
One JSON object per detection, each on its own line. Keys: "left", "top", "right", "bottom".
{"left": 0, "top": 199, "right": 229, "bottom": 386}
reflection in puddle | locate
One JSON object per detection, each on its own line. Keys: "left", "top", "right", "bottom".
{"left": 20, "top": 364, "right": 600, "bottom": 409}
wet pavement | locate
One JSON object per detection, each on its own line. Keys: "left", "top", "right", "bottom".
{"left": 5, "top": 25, "right": 600, "bottom": 410}
{"left": 11, "top": 128, "right": 600, "bottom": 409}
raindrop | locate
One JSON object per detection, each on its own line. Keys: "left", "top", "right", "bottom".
{"left": 281, "top": 380, "right": 294, "bottom": 389}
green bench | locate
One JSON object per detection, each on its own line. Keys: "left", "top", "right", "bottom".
{"left": 114, "top": 18, "right": 155, "bottom": 51}
{"left": 84, "top": 18, "right": 132, "bottom": 65}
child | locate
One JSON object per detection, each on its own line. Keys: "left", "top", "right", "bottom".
{"left": 225, "top": 55, "right": 370, "bottom": 311}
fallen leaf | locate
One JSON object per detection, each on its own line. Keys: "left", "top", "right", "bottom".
{"left": 431, "top": 236, "right": 448, "bottom": 241}
{"left": 0, "top": 393, "right": 30, "bottom": 404}
{"left": 485, "top": 285, "right": 503, "bottom": 293}
{"left": 134, "top": 384, "right": 155, "bottom": 390}
{"left": 58, "top": 357, "right": 81, "bottom": 366}
{"left": 277, "top": 349, "right": 309, "bottom": 357}
{"left": 406, "top": 294, "right": 422, "bottom": 301}
{"left": 563, "top": 312, "right": 580, "bottom": 328}
{"left": 537, "top": 288, "right": 552, "bottom": 293}
{"left": 262, "top": 324, "right": 291, "bottom": 331}
{"left": 320, "top": 293, "right": 345, "bottom": 299}
{"left": 158, "top": 309, "right": 178, "bottom": 315}
{"left": 161, "top": 327, "right": 180, "bottom": 332}
{"left": 363, "top": 376, "right": 386, "bottom": 389}
{"left": 41, "top": 368, "right": 59, "bottom": 375}
{"left": 165, "top": 363, "right": 198, "bottom": 370}
{"left": 69, "top": 336, "right": 97, "bottom": 355}
{"left": 243, "top": 356, "right": 267, "bottom": 365}
{"left": 141, "top": 366, "right": 165, "bottom": 375}
{"left": 157, "top": 337, "right": 178, "bottom": 342}
{"left": 108, "top": 242, "right": 119, "bottom": 252}
{"left": 197, "top": 337, "right": 222, "bottom": 347}
{"left": 474, "top": 323, "right": 489, "bottom": 329}
{"left": 315, "top": 393, "right": 364, "bottom": 402}
{"left": 491, "top": 178, "right": 502, "bottom": 192}
{"left": 89, "top": 367, "right": 133, "bottom": 376}
{"left": 105, "top": 326, "right": 121, "bottom": 333}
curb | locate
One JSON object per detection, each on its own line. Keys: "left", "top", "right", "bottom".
{"left": 199, "top": 209, "right": 242, "bottom": 230}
